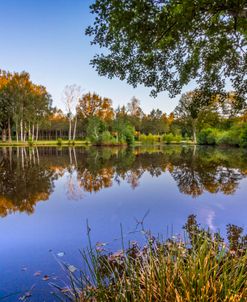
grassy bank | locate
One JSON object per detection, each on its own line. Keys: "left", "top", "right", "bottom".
{"left": 0, "top": 140, "right": 89, "bottom": 147}
{"left": 54, "top": 215, "right": 247, "bottom": 302}
{"left": 0, "top": 139, "right": 195, "bottom": 148}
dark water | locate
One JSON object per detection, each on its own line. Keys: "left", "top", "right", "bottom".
{"left": 0, "top": 146, "right": 247, "bottom": 301}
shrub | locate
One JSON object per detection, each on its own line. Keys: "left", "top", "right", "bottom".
{"left": 198, "top": 128, "right": 219, "bottom": 145}
{"left": 123, "top": 126, "right": 135, "bottom": 145}
{"left": 139, "top": 134, "right": 147, "bottom": 144}
{"left": 28, "top": 138, "right": 34, "bottom": 146}
{"left": 240, "top": 125, "right": 247, "bottom": 148}
{"left": 217, "top": 128, "right": 241, "bottom": 146}
{"left": 100, "top": 131, "right": 116, "bottom": 145}
{"left": 140, "top": 134, "right": 158, "bottom": 145}
{"left": 147, "top": 133, "right": 155, "bottom": 144}
{"left": 174, "top": 134, "right": 182, "bottom": 143}
{"left": 163, "top": 133, "right": 174, "bottom": 144}
{"left": 57, "top": 138, "right": 63, "bottom": 146}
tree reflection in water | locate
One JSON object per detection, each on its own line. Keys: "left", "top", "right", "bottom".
{"left": 0, "top": 146, "right": 246, "bottom": 216}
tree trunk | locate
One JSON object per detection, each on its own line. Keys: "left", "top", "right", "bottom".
{"left": 23, "top": 122, "right": 26, "bottom": 142}
{"left": 20, "top": 119, "right": 23, "bottom": 141}
{"left": 28, "top": 122, "right": 31, "bottom": 140}
{"left": 36, "top": 124, "right": 39, "bottom": 141}
{"left": 73, "top": 117, "right": 77, "bottom": 141}
{"left": 16, "top": 122, "right": 19, "bottom": 143}
{"left": 32, "top": 124, "right": 35, "bottom": 141}
{"left": 2, "top": 128, "right": 7, "bottom": 142}
{"left": 8, "top": 117, "right": 12, "bottom": 142}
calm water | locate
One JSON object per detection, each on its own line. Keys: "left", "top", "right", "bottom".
{"left": 0, "top": 146, "right": 247, "bottom": 301}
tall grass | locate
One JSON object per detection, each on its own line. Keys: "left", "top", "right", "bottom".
{"left": 54, "top": 215, "right": 247, "bottom": 301}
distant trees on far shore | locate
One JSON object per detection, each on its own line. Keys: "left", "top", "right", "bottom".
{"left": 1, "top": 69, "right": 247, "bottom": 147}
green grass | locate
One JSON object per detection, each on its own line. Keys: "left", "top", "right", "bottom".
{"left": 0, "top": 140, "right": 89, "bottom": 147}
{"left": 53, "top": 215, "right": 247, "bottom": 302}
{"left": 0, "top": 139, "right": 196, "bottom": 148}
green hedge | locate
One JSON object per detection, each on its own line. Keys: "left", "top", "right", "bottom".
{"left": 198, "top": 125, "right": 247, "bottom": 147}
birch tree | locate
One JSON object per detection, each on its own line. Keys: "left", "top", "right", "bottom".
{"left": 63, "top": 85, "right": 83, "bottom": 141}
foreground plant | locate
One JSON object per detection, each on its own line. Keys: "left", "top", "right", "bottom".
{"left": 54, "top": 215, "right": 247, "bottom": 302}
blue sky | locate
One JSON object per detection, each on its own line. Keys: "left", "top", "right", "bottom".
{"left": 0, "top": 0, "right": 195, "bottom": 113}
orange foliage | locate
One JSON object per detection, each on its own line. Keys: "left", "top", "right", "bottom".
{"left": 77, "top": 92, "right": 114, "bottom": 121}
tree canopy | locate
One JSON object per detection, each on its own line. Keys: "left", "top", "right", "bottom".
{"left": 86, "top": 0, "right": 247, "bottom": 97}
{"left": 77, "top": 92, "right": 114, "bottom": 120}
{"left": 0, "top": 70, "right": 52, "bottom": 142}
{"left": 174, "top": 90, "right": 246, "bottom": 142}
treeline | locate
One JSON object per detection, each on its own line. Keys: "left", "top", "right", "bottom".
{"left": 1, "top": 69, "right": 247, "bottom": 146}
{"left": 38, "top": 89, "right": 247, "bottom": 147}
{"left": 0, "top": 70, "right": 52, "bottom": 142}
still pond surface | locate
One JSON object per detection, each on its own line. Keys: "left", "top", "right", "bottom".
{"left": 0, "top": 146, "right": 247, "bottom": 301}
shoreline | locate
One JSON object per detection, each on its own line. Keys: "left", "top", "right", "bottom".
{"left": 0, "top": 140, "right": 195, "bottom": 147}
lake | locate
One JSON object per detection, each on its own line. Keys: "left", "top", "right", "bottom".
{"left": 0, "top": 146, "right": 247, "bottom": 301}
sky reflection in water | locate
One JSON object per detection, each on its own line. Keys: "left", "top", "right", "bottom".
{"left": 0, "top": 146, "right": 246, "bottom": 301}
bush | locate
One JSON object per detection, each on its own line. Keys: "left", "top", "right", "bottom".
{"left": 28, "top": 138, "right": 34, "bottom": 146}
{"left": 174, "top": 134, "right": 182, "bottom": 143}
{"left": 217, "top": 128, "right": 241, "bottom": 146}
{"left": 183, "top": 134, "right": 190, "bottom": 142}
{"left": 100, "top": 131, "right": 116, "bottom": 145}
{"left": 140, "top": 134, "right": 160, "bottom": 145}
{"left": 163, "top": 133, "right": 174, "bottom": 144}
{"left": 240, "top": 125, "right": 247, "bottom": 148}
{"left": 198, "top": 128, "right": 219, "bottom": 145}
{"left": 198, "top": 126, "right": 246, "bottom": 147}
{"left": 123, "top": 126, "right": 135, "bottom": 146}
{"left": 139, "top": 134, "right": 147, "bottom": 144}
{"left": 57, "top": 138, "right": 63, "bottom": 146}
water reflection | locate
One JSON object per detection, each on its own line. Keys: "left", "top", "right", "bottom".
{"left": 0, "top": 146, "right": 247, "bottom": 216}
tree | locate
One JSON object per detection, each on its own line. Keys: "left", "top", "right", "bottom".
{"left": 77, "top": 92, "right": 114, "bottom": 122}
{"left": 63, "top": 85, "right": 83, "bottom": 141}
{"left": 31, "top": 85, "right": 52, "bottom": 141}
{"left": 112, "top": 118, "right": 135, "bottom": 145}
{"left": 86, "top": 116, "right": 106, "bottom": 143}
{"left": 86, "top": 0, "right": 247, "bottom": 97}
{"left": 218, "top": 91, "right": 247, "bottom": 118}
{"left": 126, "top": 97, "right": 144, "bottom": 131}
{"left": 174, "top": 90, "right": 213, "bottom": 143}
{"left": 115, "top": 105, "right": 128, "bottom": 121}
{"left": 127, "top": 97, "right": 143, "bottom": 117}
{"left": 0, "top": 70, "right": 12, "bottom": 141}
{"left": 141, "top": 109, "right": 169, "bottom": 134}
{"left": 0, "top": 70, "right": 52, "bottom": 142}
{"left": 8, "top": 71, "right": 33, "bottom": 142}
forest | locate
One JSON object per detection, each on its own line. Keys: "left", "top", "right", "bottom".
{"left": 1, "top": 69, "right": 247, "bottom": 147}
